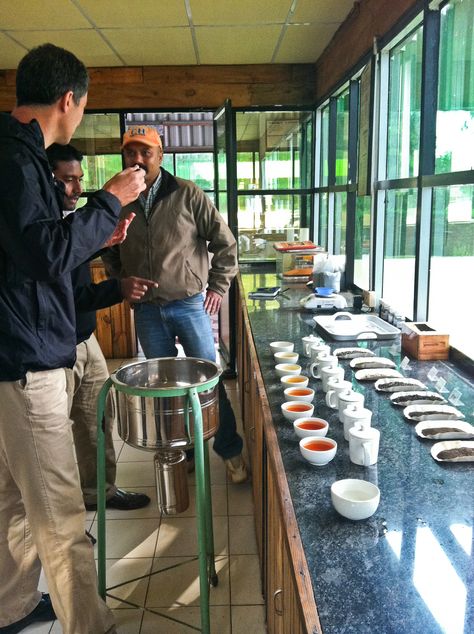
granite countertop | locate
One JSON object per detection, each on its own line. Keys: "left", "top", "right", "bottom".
{"left": 241, "top": 272, "right": 474, "bottom": 634}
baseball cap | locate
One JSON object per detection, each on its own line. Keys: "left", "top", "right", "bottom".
{"left": 121, "top": 126, "right": 162, "bottom": 149}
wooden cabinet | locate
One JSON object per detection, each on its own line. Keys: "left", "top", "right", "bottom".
{"left": 235, "top": 276, "right": 321, "bottom": 634}
{"left": 89, "top": 259, "right": 137, "bottom": 359}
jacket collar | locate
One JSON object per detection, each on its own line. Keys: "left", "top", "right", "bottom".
{"left": 153, "top": 167, "right": 179, "bottom": 203}
{"left": 0, "top": 113, "right": 46, "bottom": 161}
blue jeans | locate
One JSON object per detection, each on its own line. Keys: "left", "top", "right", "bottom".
{"left": 134, "top": 295, "right": 243, "bottom": 460}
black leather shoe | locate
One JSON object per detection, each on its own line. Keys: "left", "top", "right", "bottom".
{"left": 0, "top": 594, "right": 56, "bottom": 633}
{"left": 85, "top": 489, "right": 151, "bottom": 511}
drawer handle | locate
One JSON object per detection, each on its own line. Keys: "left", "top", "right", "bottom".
{"left": 244, "top": 380, "right": 250, "bottom": 394}
{"left": 273, "top": 589, "right": 283, "bottom": 616}
{"left": 249, "top": 425, "right": 255, "bottom": 441}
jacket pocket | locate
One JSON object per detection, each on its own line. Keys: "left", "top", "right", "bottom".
{"left": 185, "top": 260, "right": 203, "bottom": 293}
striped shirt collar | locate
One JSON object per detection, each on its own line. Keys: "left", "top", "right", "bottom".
{"left": 140, "top": 170, "right": 162, "bottom": 219}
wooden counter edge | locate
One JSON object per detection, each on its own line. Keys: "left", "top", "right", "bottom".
{"left": 237, "top": 276, "right": 322, "bottom": 634}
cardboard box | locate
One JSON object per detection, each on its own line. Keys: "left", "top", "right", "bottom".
{"left": 401, "top": 322, "right": 449, "bottom": 360}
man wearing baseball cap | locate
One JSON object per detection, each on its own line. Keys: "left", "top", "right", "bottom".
{"left": 102, "top": 125, "right": 248, "bottom": 484}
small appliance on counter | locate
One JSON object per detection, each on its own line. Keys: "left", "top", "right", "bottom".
{"left": 273, "top": 241, "right": 326, "bottom": 282}
{"left": 300, "top": 290, "right": 348, "bottom": 311}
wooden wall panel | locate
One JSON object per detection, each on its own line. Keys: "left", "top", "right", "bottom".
{"left": 0, "top": 63, "right": 316, "bottom": 111}
{"left": 314, "top": 0, "right": 422, "bottom": 101}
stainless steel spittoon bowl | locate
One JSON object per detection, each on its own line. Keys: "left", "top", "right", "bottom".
{"left": 111, "top": 357, "right": 221, "bottom": 451}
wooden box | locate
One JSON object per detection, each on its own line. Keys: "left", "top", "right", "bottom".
{"left": 401, "top": 322, "right": 449, "bottom": 360}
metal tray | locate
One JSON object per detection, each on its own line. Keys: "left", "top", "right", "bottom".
{"left": 313, "top": 312, "right": 400, "bottom": 341}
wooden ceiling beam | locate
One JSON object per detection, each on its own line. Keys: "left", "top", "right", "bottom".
{"left": 0, "top": 63, "right": 316, "bottom": 111}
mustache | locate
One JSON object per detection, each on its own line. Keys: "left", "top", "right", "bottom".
{"left": 134, "top": 163, "right": 148, "bottom": 173}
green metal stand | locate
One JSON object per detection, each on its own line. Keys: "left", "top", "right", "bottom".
{"left": 96, "top": 375, "right": 219, "bottom": 634}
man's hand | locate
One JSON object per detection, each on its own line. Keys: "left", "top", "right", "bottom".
{"left": 204, "top": 290, "right": 222, "bottom": 315}
{"left": 120, "top": 276, "right": 158, "bottom": 302}
{"left": 103, "top": 212, "right": 136, "bottom": 248}
{"left": 102, "top": 166, "right": 146, "bottom": 206}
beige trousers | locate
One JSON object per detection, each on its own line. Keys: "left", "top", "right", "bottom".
{"left": 66, "top": 334, "right": 117, "bottom": 505}
{"left": 0, "top": 368, "right": 115, "bottom": 633}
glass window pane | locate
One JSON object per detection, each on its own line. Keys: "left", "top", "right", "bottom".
{"left": 386, "top": 28, "right": 423, "bottom": 179}
{"left": 318, "top": 193, "right": 328, "bottom": 249}
{"left": 71, "top": 113, "right": 122, "bottom": 192}
{"left": 320, "top": 107, "right": 329, "bottom": 186}
{"left": 334, "top": 192, "right": 347, "bottom": 254}
{"left": 237, "top": 194, "right": 310, "bottom": 261}
{"left": 429, "top": 184, "right": 474, "bottom": 357}
{"left": 175, "top": 153, "right": 214, "bottom": 189}
{"left": 162, "top": 154, "right": 174, "bottom": 174}
{"left": 335, "top": 90, "right": 349, "bottom": 185}
{"left": 354, "top": 196, "right": 371, "bottom": 289}
{"left": 382, "top": 188, "right": 418, "bottom": 319}
{"left": 436, "top": 0, "right": 474, "bottom": 173}
{"left": 236, "top": 111, "right": 312, "bottom": 191}
{"left": 237, "top": 152, "right": 260, "bottom": 190}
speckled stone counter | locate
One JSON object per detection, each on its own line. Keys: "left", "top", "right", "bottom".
{"left": 241, "top": 272, "right": 474, "bottom": 634}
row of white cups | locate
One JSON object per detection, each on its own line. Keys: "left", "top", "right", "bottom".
{"left": 272, "top": 334, "right": 380, "bottom": 468}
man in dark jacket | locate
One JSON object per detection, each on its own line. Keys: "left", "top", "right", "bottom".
{"left": 0, "top": 44, "right": 146, "bottom": 634}
{"left": 47, "top": 143, "right": 157, "bottom": 511}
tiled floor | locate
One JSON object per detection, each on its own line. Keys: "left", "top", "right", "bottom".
{"left": 28, "top": 358, "right": 266, "bottom": 634}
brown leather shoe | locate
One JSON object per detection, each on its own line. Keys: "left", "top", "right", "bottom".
{"left": 224, "top": 454, "right": 249, "bottom": 484}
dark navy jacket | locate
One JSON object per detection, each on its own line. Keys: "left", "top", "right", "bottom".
{"left": 72, "top": 259, "right": 122, "bottom": 345}
{"left": 0, "top": 113, "right": 121, "bottom": 380}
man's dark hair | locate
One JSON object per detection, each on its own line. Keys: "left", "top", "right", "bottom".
{"left": 46, "top": 144, "right": 84, "bottom": 170}
{"left": 16, "top": 43, "right": 89, "bottom": 107}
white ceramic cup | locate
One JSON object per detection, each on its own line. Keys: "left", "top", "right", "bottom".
{"left": 310, "top": 351, "right": 337, "bottom": 379}
{"left": 337, "top": 389, "right": 365, "bottom": 423}
{"left": 321, "top": 365, "right": 345, "bottom": 392}
{"left": 302, "top": 334, "right": 322, "bottom": 357}
{"left": 342, "top": 403, "right": 372, "bottom": 441}
{"left": 309, "top": 342, "right": 330, "bottom": 364}
{"left": 349, "top": 422, "right": 380, "bottom": 466}
{"left": 325, "top": 379, "right": 353, "bottom": 409}
{"left": 274, "top": 351, "right": 299, "bottom": 364}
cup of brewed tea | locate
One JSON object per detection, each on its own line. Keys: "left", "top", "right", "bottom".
{"left": 275, "top": 363, "right": 301, "bottom": 378}
{"left": 274, "top": 351, "right": 299, "bottom": 364}
{"left": 299, "top": 436, "right": 337, "bottom": 466}
{"left": 283, "top": 386, "right": 315, "bottom": 403}
{"left": 280, "top": 375, "right": 309, "bottom": 389}
{"left": 293, "top": 417, "right": 329, "bottom": 439}
{"left": 281, "top": 401, "right": 314, "bottom": 422}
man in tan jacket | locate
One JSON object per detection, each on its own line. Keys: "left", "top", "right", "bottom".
{"left": 102, "top": 126, "right": 248, "bottom": 483}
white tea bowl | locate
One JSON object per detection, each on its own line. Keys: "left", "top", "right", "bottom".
{"left": 281, "top": 401, "right": 314, "bottom": 422}
{"left": 275, "top": 363, "right": 301, "bottom": 378}
{"left": 274, "top": 351, "right": 299, "bottom": 364}
{"left": 280, "top": 375, "right": 309, "bottom": 389}
{"left": 270, "top": 341, "right": 294, "bottom": 353}
{"left": 293, "top": 417, "right": 329, "bottom": 440}
{"left": 283, "top": 386, "right": 315, "bottom": 403}
{"left": 299, "top": 436, "right": 337, "bottom": 466}
{"left": 331, "top": 478, "right": 380, "bottom": 520}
